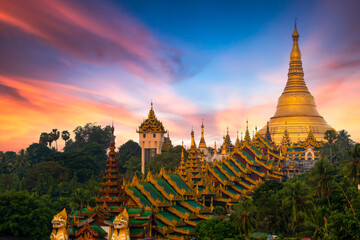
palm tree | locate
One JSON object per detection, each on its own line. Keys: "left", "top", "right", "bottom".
{"left": 324, "top": 130, "right": 338, "bottom": 163}
{"left": 281, "top": 180, "right": 312, "bottom": 231}
{"left": 231, "top": 200, "right": 257, "bottom": 235}
{"left": 344, "top": 144, "right": 360, "bottom": 188}
{"left": 14, "top": 149, "right": 30, "bottom": 169}
{"left": 337, "top": 130, "right": 353, "bottom": 148}
{"left": 311, "top": 159, "right": 334, "bottom": 207}
{"left": 61, "top": 130, "right": 70, "bottom": 144}
{"left": 303, "top": 204, "right": 326, "bottom": 240}
{"left": 39, "top": 132, "right": 49, "bottom": 146}
{"left": 49, "top": 129, "right": 60, "bottom": 150}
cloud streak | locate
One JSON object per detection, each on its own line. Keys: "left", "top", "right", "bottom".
{"left": 0, "top": 0, "right": 193, "bottom": 84}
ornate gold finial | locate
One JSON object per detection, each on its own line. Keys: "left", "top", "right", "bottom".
{"left": 199, "top": 119, "right": 207, "bottom": 148}
{"left": 290, "top": 18, "right": 301, "bottom": 61}
{"left": 181, "top": 141, "right": 184, "bottom": 161}
{"left": 190, "top": 128, "right": 196, "bottom": 149}
{"left": 244, "top": 121, "right": 251, "bottom": 143}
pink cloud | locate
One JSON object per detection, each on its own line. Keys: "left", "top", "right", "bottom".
{"left": 0, "top": 0, "right": 188, "bottom": 84}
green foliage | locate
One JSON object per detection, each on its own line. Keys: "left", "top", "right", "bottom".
{"left": 47, "top": 143, "right": 106, "bottom": 183}
{"left": 344, "top": 143, "right": 360, "bottom": 186}
{"left": 64, "top": 123, "right": 111, "bottom": 152}
{"left": 24, "top": 161, "right": 69, "bottom": 191}
{"left": 117, "top": 140, "right": 141, "bottom": 174}
{"left": 326, "top": 211, "right": 360, "bottom": 240}
{"left": 213, "top": 206, "right": 226, "bottom": 218}
{"left": 230, "top": 200, "right": 257, "bottom": 235}
{"left": 146, "top": 145, "right": 186, "bottom": 174}
{"left": 0, "top": 191, "right": 54, "bottom": 240}
{"left": 124, "top": 156, "right": 141, "bottom": 181}
{"left": 252, "top": 180, "right": 284, "bottom": 202}
{"left": 195, "top": 218, "right": 238, "bottom": 240}
{"left": 26, "top": 143, "right": 53, "bottom": 165}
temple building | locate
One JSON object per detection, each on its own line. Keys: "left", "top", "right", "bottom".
{"left": 258, "top": 21, "right": 333, "bottom": 144}
{"left": 137, "top": 102, "right": 167, "bottom": 174}
{"left": 50, "top": 23, "right": 335, "bottom": 240}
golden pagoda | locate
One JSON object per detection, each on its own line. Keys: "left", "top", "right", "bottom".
{"left": 259, "top": 21, "right": 333, "bottom": 144}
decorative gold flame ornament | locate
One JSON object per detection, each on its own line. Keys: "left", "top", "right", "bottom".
{"left": 50, "top": 209, "right": 69, "bottom": 240}
{"left": 259, "top": 21, "right": 333, "bottom": 144}
{"left": 111, "top": 209, "right": 130, "bottom": 240}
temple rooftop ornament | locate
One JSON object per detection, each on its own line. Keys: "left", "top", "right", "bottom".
{"left": 259, "top": 20, "right": 333, "bottom": 144}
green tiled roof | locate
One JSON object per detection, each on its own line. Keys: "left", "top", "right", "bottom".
{"left": 155, "top": 178, "right": 177, "bottom": 196}
{"left": 288, "top": 147, "right": 305, "bottom": 152}
{"left": 169, "top": 174, "right": 191, "bottom": 191}
{"left": 176, "top": 226, "right": 195, "bottom": 231}
{"left": 184, "top": 200, "right": 204, "bottom": 210}
{"left": 233, "top": 185, "right": 244, "bottom": 191}
{"left": 127, "top": 208, "right": 142, "bottom": 215}
{"left": 234, "top": 156, "right": 246, "bottom": 168}
{"left": 128, "top": 187, "right": 152, "bottom": 207}
{"left": 80, "top": 207, "right": 92, "bottom": 214}
{"left": 140, "top": 182, "right": 165, "bottom": 201}
{"left": 90, "top": 225, "right": 106, "bottom": 234}
{"left": 221, "top": 164, "right": 236, "bottom": 177}
{"left": 249, "top": 145, "right": 265, "bottom": 158}
{"left": 158, "top": 211, "right": 180, "bottom": 222}
{"left": 130, "top": 228, "right": 145, "bottom": 235}
{"left": 229, "top": 160, "right": 241, "bottom": 172}
{"left": 226, "top": 188, "right": 238, "bottom": 196}
{"left": 172, "top": 205, "right": 192, "bottom": 215}
{"left": 214, "top": 167, "right": 228, "bottom": 181}
{"left": 141, "top": 211, "right": 152, "bottom": 218}
{"left": 261, "top": 137, "right": 274, "bottom": 148}
{"left": 272, "top": 162, "right": 279, "bottom": 166}
{"left": 129, "top": 218, "right": 149, "bottom": 225}
{"left": 72, "top": 210, "right": 79, "bottom": 216}
{"left": 109, "top": 205, "right": 119, "bottom": 210}
{"left": 241, "top": 151, "right": 255, "bottom": 162}
{"left": 157, "top": 220, "right": 167, "bottom": 228}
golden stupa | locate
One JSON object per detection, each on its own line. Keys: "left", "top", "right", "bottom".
{"left": 258, "top": 21, "right": 333, "bottom": 144}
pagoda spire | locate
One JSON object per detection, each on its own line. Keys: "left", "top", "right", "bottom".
{"left": 190, "top": 128, "right": 196, "bottom": 150}
{"left": 244, "top": 120, "right": 251, "bottom": 143}
{"left": 258, "top": 20, "right": 333, "bottom": 144}
{"left": 235, "top": 131, "right": 241, "bottom": 150}
{"left": 265, "top": 121, "right": 272, "bottom": 142}
{"left": 109, "top": 124, "right": 115, "bottom": 157}
{"left": 283, "top": 18, "right": 309, "bottom": 94}
{"left": 199, "top": 120, "right": 207, "bottom": 148}
{"left": 181, "top": 141, "right": 185, "bottom": 162}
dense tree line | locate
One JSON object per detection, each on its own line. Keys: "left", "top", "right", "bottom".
{"left": 0, "top": 123, "right": 142, "bottom": 239}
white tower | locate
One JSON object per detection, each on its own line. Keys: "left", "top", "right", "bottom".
{"left": 137, "top": 102, "right": 167, "bottom": 174}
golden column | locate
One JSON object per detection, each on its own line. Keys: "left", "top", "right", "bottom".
{"left": 259, "top": 21, "right": 333, "bottom": 144}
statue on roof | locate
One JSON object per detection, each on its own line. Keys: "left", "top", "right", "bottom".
{"left": 111, "top": 209, "right": 130, "bottom": 240}
{"left": 50, "top": 208, "right": 69, "bottom": 240}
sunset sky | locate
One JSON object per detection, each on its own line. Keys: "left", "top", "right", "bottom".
{"left": 0, "top": 0, "right": 359, "bottom": 152}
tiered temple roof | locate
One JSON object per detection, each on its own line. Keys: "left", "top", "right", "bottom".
{"left": 95, "top": 125, "right": 126, "bottom": 210}
{"left": 137, "top": 102, "right": 166, "bottom": 133}
{"left": 66, "top": 126, "right": 153, "bottom": 239}
{"left": 124, "top": 169, "right": 213, "bottom": 239}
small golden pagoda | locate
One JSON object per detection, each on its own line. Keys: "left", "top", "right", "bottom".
{"left": 259, "top": 21, "right": 333, "bottom": 144}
